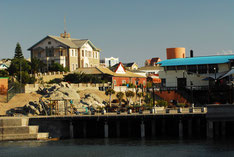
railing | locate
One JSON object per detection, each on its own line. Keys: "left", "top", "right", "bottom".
{"left": 34, "top": 106, "right": 207, "bottom": 117}
{"left": 7, "top": 85, "right": 24, "bottom": 102}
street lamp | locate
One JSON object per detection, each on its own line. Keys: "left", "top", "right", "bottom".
{"left": 152, "top": 83, "right": 155, "bottom": 107}
{"left": 190, "top": 81, "right": 194, "bottom": 107}
{"left": 214, "top": 67, "right": 217, "bottom": 83}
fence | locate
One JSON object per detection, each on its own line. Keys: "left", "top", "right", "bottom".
{"left": 6, "top": 84, "right": 25, "bottom": 102}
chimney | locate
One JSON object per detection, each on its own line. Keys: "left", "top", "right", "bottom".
{"left": 190, "top": 50, "right": 193, "bottom": 58}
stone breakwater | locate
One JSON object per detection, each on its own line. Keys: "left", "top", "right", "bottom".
{"left": 7, "top": 82, "right": 106, "bottom": 116}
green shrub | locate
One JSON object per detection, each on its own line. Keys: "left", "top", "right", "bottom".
{"left": 48, "top": 78, "right": 62, "bottom": 84}
{"left": 156, "top": 100, "right": 168, "bottom": 107}
{"left": 177, "top": 103, "right": 186, "bottom": 108}
{"left": 64, "top": 73, "right": 106, "bottom": 83}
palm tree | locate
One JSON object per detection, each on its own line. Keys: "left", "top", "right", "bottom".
{"left": 105, "top": 88, "right": 115, "bottom": 107}
{"left": 116, "top": 92, "right": 124, "bottom": 107}
{"left": 137, "top": 92, "right": 143, "bottom": 106}
{"left": 125, "top": 90, "right": 135, "bottom": 106}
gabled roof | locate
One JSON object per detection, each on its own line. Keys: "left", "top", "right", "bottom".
{"left": 150, "top": 57, "right": 161, "bottom": 63}
{"left": 114, "top": 62, "right": 126, "bottom": 73}
{"left": 28, "top": 35, "right": 100, "bottom": 51}
{"left": 158, "top": 55, "right": 234, "bottom": 67}
{"left": 123, "top": 62, "right": 136, "bottom": 67}
{"left": 74, "top": 66, "right": 145, "bottom": 78}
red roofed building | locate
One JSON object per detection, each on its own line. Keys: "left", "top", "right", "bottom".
{"left": 112, "top": 62, "right": 146, "bottom": 87}
{"left": 145, "top": 57, "right": 161, "bottom": 66}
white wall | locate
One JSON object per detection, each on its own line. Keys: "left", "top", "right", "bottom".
{"left": 158, "top": 63, "right": 230, "bottom": 88}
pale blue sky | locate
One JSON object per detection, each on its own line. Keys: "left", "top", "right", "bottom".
{"left": 0, "top": 0, "right": 233, "bottom": 66}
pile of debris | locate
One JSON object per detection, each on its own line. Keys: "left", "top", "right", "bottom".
{"left": 7, "top": 82, "right": 107, "bottom": 116}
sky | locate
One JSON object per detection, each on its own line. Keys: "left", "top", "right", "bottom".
{"left": 0, "top": 0, "right": 233, "bottom": 66}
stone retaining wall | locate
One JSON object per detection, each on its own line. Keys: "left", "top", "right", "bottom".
{"left": 25, "top": 83, "right": 109, "bottom": 93}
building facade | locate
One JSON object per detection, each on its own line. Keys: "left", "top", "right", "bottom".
{"left": 104, "top": 57, "right": 119, "bottom": 67}
{"left": 158, "top": 51, "right": 234, "bottom": 89}
{"left": 28, "top": 32, "right": 100, "bottom": 72}
{"left": 145, "top": 57, "right": 161, "bottom": 66}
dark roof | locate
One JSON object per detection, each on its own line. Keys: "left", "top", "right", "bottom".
{"left": 123, "top": 62, "right": 135, "bottom": 67}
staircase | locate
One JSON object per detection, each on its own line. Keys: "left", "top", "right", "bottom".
{"left": 0, "top": 117, "right": 48, "bottom": 141}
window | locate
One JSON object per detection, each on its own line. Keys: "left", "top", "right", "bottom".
{"left": 96, "top": 52, "right": 98, "bottom": 58}
{"left": 187, "top": 65, "right": 197, "bottom": 73}
{"left": 161, "top": 78, "right": 166, "bottom": 87}
{"left": 209, "top": 64, "right": 218, "bottom": 73}
{"left": 167, "top": 66, "right": 176, "bottom": 70}
{"left": 72, "top": 64, "right": 75, "bottom": 71}
{"left": 48, "top": 41, "right": 51, "bottom": 45}
{"left": 177, "top": 66, "right": 186, "bottom": 70}
{"left": 45, "top": 47, "right": 54, "bottom": 57}
{"left": 76, "top": 64, "right": 78, "bottom": 69}
{"left": 198, "top": 65, "right": 207, "bottom": 74}
{"left": 122, "top": 80, "right": 126, "bottom": 84}
{"left": 38, "top": 52, "right": 41, "bottom": 58}
{"left": 75, "top": 50, "right": 78, "bottom": 56}
{"left": 113, "top": 80, "right": 117, "bottom": 85}
{"left": 82, "top": 50, "right": 84, "bottom": 57}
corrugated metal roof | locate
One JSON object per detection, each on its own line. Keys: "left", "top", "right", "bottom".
{"left": 158, "top": 55, "right": 234, "bottom": 66}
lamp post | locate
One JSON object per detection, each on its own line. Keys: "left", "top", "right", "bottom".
{"left": 190, "top": 81, "right": 194, "bottom": 107}
{"left": 152, "top": 83, "right": 155, "bottom": 107}
{"left": 214, "top": 67, "right": 217, "bottom": 83}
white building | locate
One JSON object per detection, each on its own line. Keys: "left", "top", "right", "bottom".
{"left": 28, "top": 32, "right": 101, "bottom": 72}
{"left": 157, "top": 55, "right": 234, "bottom": 88}
{"left": 104, "top": 57, "right": 119, "bottom": 67}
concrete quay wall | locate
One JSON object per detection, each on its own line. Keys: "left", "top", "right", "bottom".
{"left": 29, "top": 114, "right": 207, "bottom": 139}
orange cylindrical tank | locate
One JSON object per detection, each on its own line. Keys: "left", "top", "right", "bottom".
{"left": 166, "top": 47, "right": 186, "bottom": 59}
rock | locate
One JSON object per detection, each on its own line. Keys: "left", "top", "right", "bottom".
{"left": 28, "top": 104, "right": 40, "bottom": 115}
{"left": 59, "top": 82, "right": 71, "bottom": 88}
{"left": 85, "top": 93, "right": 103, "bottom": 103}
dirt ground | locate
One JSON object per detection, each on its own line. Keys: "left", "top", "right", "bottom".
{"left": 0, "top": 93, "right": 42, "bottom": 116}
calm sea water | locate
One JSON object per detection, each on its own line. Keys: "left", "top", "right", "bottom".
{"left": 1, "top": 138, "right": 234, "bottom": 157}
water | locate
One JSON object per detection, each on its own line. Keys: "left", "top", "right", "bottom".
{"left": 1, "top": 138, "right": 234, "bottom": 157}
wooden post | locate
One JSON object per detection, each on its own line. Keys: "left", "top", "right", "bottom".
{"left": 141, "top": 121, "right": 145, "bottom": 138}
{"left": 151, "top": 119, "right": 156, "bottom": 137}
{"left": 207, "top": 121, "right": 213, "bottom": 139}
{"left": 69, "top": 121, "right": 74, "bottom": 139}
{"left": 179, "top": 120, "right": 183, "bottom": 138}
{"left": 104, "top": 121, "right": 109, "bottom": 138}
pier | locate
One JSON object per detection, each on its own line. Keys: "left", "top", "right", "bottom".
{"left": 29, "top": 107, "right": 208, "bottom": 139}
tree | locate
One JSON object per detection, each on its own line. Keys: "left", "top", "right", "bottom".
{"left": 49, "top": 63, "right": 67, "bottom": 72}
{"left": 64, "top": 73, "right": 105, "bottom": 83}
{"left": 8, "top": 58, "right": 31, "bottom": 76}
{"left": 125, "top": 90, "right": 135, "bottom": 106}
{"left": 30, "top": 58, "right": 45, "bottom": 74}
{"left": 137, "top": 92, "right": 143, "bottom": 106}
{"left": 14, "top": 42, "right": 24, "bottom": 59}
{"left": 116, "top": 92, "right": 124, "bottom": 107}
{"left": 0, "top": 70, "right": 9, "bottom": 77}
{"left": 105, "top": 88, "right": 115, "bottom": 107}
{"left": 144, "top": 93, "right": 153, "bottom": 106}
{"left": 16, "top": 71, "right": 36, "bottom": 84}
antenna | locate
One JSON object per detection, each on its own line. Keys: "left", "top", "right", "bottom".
{"left": 64, "top": 16, "right": 66, "bottom": 34}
